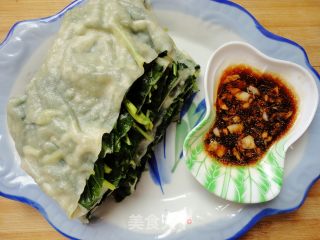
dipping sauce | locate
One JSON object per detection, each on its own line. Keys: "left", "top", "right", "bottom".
{"left": 204, "top": 64, "right": 297, "bottom": 166}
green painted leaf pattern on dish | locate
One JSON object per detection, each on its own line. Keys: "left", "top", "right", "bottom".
{"left": 186, "top": 142, "right": 203, "bottom": 170}
{"left": 232, "top": 166, "right": 246, "bottom": 202}
{"left": 266, "top": 148, "right": 284, "bottom": 187}
{"left": 204, "top": 161, "right": 222, "bottom": 193}
{"left": 255, "top": 164, "right": 271, "bottom": 202}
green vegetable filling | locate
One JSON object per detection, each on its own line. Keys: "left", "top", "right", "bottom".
{"left": 79, "top": 52, "right": 200, "bottom": 215}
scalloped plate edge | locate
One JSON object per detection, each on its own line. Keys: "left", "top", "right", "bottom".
{"left": 0, "top": 0, "right": 319, "bottom": 239}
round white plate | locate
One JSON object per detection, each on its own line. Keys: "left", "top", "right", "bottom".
{"left": 0, "top": 0, "right": 319, "bottom": 239}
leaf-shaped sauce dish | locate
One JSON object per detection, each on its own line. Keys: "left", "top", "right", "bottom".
{"left": 183, "top": 41, "right": 319, "bottom": 203}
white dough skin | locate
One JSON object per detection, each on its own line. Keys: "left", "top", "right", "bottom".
{"left": 7, "top": 0, "right": 175, "bottom": 218}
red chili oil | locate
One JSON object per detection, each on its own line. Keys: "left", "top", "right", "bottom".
{"left": 204, "top": 64, "right": 297, "bottom": 166}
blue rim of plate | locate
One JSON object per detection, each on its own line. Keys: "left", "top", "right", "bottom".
{"left": 0, "top": 0, "right": 319, "bottom": 239}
